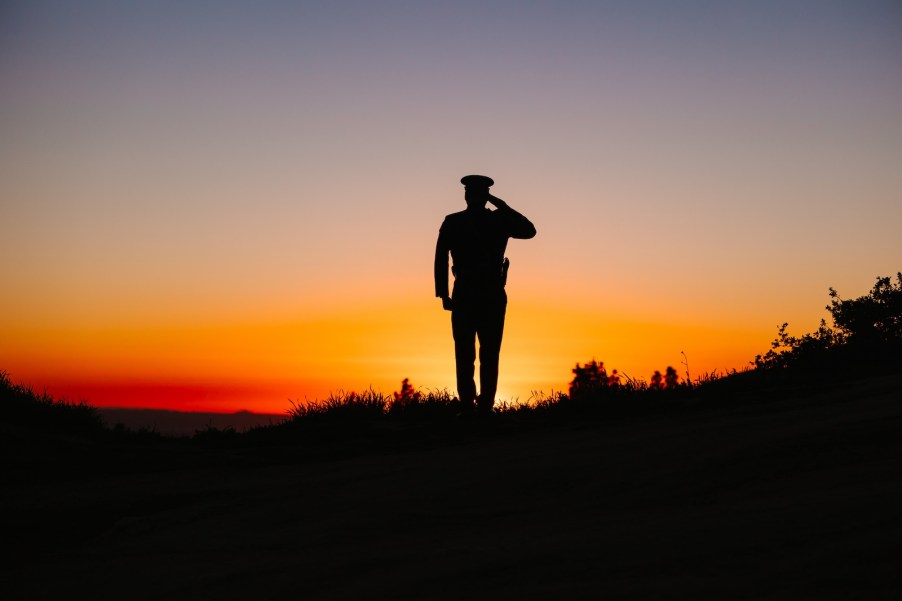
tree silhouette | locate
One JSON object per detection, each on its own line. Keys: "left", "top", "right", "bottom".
{"left": 754, "top": 273, "right": 902, "bottom": 373}
{"left": 664, "top": 366, "right": 679, "bottom": 390}
{"left": 828, "top": 274, "right": 902, "bottom": 346}
{"left": 569, "top": 360, "right": 608, "bottom": 398}
{"left": 650, "top": 370, "right": 664, "bottom": 391}
{"left": 393, "top": 378, "right": 420, "bottom": 405}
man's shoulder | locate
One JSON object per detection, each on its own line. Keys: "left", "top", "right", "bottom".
{"left": 440, "top": 210, "right": 469, "bottom": 227}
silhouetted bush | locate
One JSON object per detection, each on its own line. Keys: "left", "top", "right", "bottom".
{"left": 664, "top": 366, "right": 680, "bottom": 390}
{"left": 569, "top": 359, "right": 690, "bottom": 403}
{"left": 829, "top": 274, "right": 902, "bottom": 346}
{"left": 569, "top": 360, "right": 620, "bottom": 399}
{"left": 754, "top": 273, "right": 902, "bottom": 375}
{"left": 391, "top": 377, "right": 421, "bottom": 407}
{"left": 649, "top": 370, "right": 664, "bottom": 391}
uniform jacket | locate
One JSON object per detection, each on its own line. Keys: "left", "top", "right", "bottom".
{"left": 434, "top": 203, "right": 536, "bottom": 299}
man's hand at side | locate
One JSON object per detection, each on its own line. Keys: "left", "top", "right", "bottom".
{"left": 441, "top": 296, "right": 453, "bottom": 311}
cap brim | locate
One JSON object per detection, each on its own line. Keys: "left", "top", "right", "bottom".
{"left": 460, "top": 174, "right": 494, "bottom": 187}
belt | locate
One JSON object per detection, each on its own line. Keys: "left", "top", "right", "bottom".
{"left": 452, "top": 258, "right": 510, "bottom": 285}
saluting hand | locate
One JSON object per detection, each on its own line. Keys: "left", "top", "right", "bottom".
{"left": 486, "top": 194, "right": 507, "bottom": 209}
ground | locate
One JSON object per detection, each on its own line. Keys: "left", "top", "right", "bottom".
{"left": 3, "top": 377, "right": 901, "bottom": 600}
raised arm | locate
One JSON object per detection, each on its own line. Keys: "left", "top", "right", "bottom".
{"left": 489, "top": 195, "right": 536, "bottom": 239}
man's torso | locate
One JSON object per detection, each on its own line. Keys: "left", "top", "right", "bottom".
{"left": 441, "top": 209, "right": 510, "bottom": 277}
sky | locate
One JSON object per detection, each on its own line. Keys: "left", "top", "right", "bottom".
{"left": 2, "top": 1, "right": 900, "bottom": 413}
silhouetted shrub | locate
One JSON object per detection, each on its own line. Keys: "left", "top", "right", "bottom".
{"left": 569, "top": 360, "right": 617, "bottom": 399}
{"left": 392, "top": 378, "right": 421, "bottom": 405}
{"left": 664, "top": 366, "right": 679, "bottom": 390}
{"left": 829, "top": 273, "right": 902, "bottom": 346}
{"left": 754, "top": 273, "right": 902, "bottom": 374}
{"left": 649, "top": 370, "right": 664, "bottom": 391}
{"left": 570, "top": 359, "right": 691, "bottom": 402}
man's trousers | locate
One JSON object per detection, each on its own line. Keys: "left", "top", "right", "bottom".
{"left": 451, "top": 283, "right": 507, "bottom": 411}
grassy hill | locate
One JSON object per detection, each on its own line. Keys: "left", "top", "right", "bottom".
{"left": 3, "top": 373, "right": 900, "bottom": 599}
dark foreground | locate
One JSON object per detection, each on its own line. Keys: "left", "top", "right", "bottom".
{"left": 3, "top": 377, "right": 901, "bottom": 600}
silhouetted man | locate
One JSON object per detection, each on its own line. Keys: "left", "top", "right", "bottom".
{"left": 435, "top": 175, "right": 536, "bottom": 415}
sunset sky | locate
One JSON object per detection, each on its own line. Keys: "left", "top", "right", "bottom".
{"left": 2, "top": 1, "right": 900, "bottom": 413}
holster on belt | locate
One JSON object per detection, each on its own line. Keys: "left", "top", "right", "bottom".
{"left": 452, "top": 258, "right": 510, "bottom": 288}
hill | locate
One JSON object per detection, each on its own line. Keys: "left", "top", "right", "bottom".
{"left": 4, "top": 374, "right": 900, "bottom": 599}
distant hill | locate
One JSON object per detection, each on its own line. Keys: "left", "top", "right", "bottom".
{"left": 98, "top": 408, "right": 287, "bottom": 436}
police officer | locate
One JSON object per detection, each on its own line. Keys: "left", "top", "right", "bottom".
{"left": 435, "top": 175, "right": 537, "bottom": 415}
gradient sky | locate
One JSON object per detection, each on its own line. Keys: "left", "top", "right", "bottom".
{"left": 2, "top": 1, "right": 901, "bottom": 412}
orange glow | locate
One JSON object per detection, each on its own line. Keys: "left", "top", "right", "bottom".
{"left": 3, "top": 296, "right": 774, "bottom": 413}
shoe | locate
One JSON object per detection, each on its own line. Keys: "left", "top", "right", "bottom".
{"left": 456, "top": 400, "right": 475, "bottom": 419}
{"left": 476, "top": 395, "right": 494, "bottom": 416}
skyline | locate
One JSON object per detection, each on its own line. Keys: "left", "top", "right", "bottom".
{"left": 2, "top": 1, "right": 901, "bottom": 412}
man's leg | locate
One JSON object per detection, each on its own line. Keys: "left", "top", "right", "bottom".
{"left": 451, "top": 302, "right": 477, "bottom": 412}
{"left": 476, "top": 291, "right": 507, "bottom": 413}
